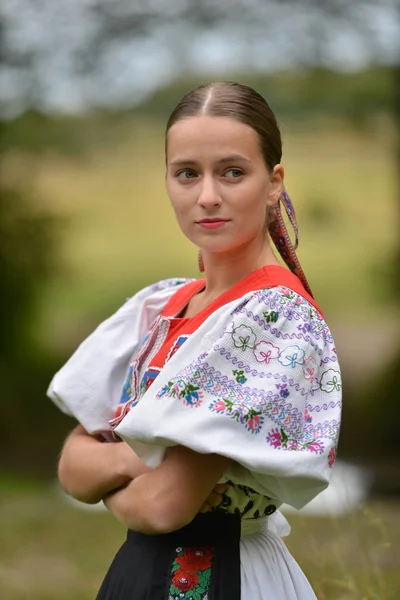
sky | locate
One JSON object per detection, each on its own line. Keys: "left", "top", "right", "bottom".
{"left": 1, "top": 0, "right": 399, "bottom": 116}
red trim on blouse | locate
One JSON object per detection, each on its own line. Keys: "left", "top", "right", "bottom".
{"left": 162, "top": 278, "right": 206, "bottom": 318}
{"left": 162, "top": 265, "right": 323, "bottom": 320}
{"left": 149, "top": 266, "right": 324, "bottom": 371}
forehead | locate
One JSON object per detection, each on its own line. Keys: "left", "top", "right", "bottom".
{"left": 166, "top": 115, "right": 262, "bottom": 162}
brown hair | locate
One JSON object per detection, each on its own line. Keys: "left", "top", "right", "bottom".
{"left": 165, "top": 81, "right": 282, "bottom": 172}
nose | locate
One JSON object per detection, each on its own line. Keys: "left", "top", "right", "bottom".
{"left": 198, "top": 175, "right": 222, "bottom": 208}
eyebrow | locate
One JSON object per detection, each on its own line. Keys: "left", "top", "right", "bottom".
{"left": 168, "top": 154, "right": 252, "bottom": 166}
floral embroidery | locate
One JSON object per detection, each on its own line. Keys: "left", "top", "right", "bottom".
{"left": 263, "top": 310, "right": 279, "bottom": 323}
{"left": 167, "top": 335, "right": 190, "bottom": 362}
{"left": 280, "top": 289, "right": 296, "bottom": 300}
{"left": 304, "top": 409, "right": 312, "bottom": 423}
{"left": 232, "top": 297, "right": 252, "bottom": 314}
{"left": 139, "top": 368, "right": 161, "bottom": 397}
{"left": 233, "top": 369, "right": 247, "bottom": 384}
{"left": 231, "top": 324, "right": 257, "bottom": 351}
{"left": 278, "top": 344, "right": 305, "bottom": 368}
{"left": 276, "top": 288, "right": 305, "bottom": 307}
{"left": 328, "top": 447, "right": 337, "bottom": 468}
{"left": 303, "top": 356, "right": 318, "bottom": 381}
{"left": 209, "top": 398, "right": 264, "bottom": 434}
{"left": 276, "top": 383, "right": 290, "bottom": 399}
{"left": 169, "top": 547, "right": 213, "bottom": 599}
{"left": 159, "top": 380, "right": 204, "bottom": 407}
{"left": 266, "top": 427, "right": 325, "bottom": 454}
{"left": 166, "top": 358, "right": 338, "bottom": 443}
{"left": 253, "top": 341, "right": 280, "bottom": 364}
{"left": 320, "top": 369, "right": 342, "bottom": 393}
{"left": 251, "top": 288, "right": 332, "bottom": 344}
{"left": 150, "top": 278, "right": 192, "bottom": 293}
{"left": 120, "top": 364, "right": 134, "bottom": 404}
{"left": 297, "top": 322, "right": 310, "bottom": 334}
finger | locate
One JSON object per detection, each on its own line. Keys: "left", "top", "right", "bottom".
{"left": 213, "top": 483, "right": 228, "bottom": 494}
{"left": 199, "top": 501, "right": 211, "bottom": 513}
{"left": 206, "top": 491, "right": 223, "bottom": 507}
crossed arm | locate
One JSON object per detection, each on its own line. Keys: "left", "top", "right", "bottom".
{"left": 58, "top": 425, "right": 228, "bottom": 534}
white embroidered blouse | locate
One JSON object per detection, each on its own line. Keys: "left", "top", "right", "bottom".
{"left": 48, "top": 270, "right": 342, "bottom": 518}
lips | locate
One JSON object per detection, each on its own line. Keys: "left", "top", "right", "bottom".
{"left": 197, "top": 218, "right": 229, "bottom": 224}
{"left": 196, "top": 218, "right": 230, "bottom": 230}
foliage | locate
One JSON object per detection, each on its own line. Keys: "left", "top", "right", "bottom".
{"left": 139, "top": 67, "right": 396, "bottom": 128}
{"left": 1, "top": 0, "right": 397, "bottom": 116}
{"left": 0, "top": 111, "right": 132, "bottom": 156}
{"left": 342, "top": 349, "right": 400, "bottom": 461}
{"left": 0, "top": 187, "right": 58, "bottom": 358}
{"left": 0, "top": 172, "right": 72, "bottom": 474}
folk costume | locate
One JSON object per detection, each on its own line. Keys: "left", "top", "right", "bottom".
{"left": 48, "top": 192, "right": 342, "bottom": 600}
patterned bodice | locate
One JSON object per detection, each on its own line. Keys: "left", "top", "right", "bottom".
{"left": 220, "top": 481, "right": 278, "bottom": 520}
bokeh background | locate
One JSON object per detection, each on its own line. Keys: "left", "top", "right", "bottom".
{"left": 1, "top": 1, "right": 399, "bottom": 599}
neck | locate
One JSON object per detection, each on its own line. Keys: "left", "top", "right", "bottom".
{"left": 201, "top": 237, "right": 281, "bottom": 298}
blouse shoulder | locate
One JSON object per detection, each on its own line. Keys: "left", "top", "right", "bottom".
{"left": 113, "top": 277, "right": 195, "bottom": 317}
{"left": 47, "top": 277, "right": 194, "bottom": 433}
{"left": 247, "top": 285, "right": 332, "bottom": 341}
{"left": 202, "top": 283, "right": 333, "bottom": 357}
{"left": 145, "top": 278, "right": 195, "bottom": 294}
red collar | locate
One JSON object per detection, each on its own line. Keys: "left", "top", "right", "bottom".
{"left": 162, "top": 265, "right": 324, "bottom": 320}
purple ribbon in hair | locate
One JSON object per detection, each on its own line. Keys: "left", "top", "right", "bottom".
{"left": 268, "top": 191, "right": 314, "bottom": 298}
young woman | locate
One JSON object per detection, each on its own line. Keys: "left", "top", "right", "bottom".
{"left": 49, "top": 82, "right": 342, "bottom": 600}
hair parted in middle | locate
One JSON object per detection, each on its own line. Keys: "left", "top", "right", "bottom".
{"left": 165, "top": 81, "right": 282, "bottom": 173}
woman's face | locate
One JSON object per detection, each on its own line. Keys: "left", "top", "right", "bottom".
{"left": 166, "top": 115, "right": 284, "bottom": 258}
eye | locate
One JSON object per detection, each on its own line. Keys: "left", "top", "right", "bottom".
{"left": 224, "top": 168, "right": 244, "bottom": 179}
{"left": 176, "top": 169, "right": 197, "bottom": 180}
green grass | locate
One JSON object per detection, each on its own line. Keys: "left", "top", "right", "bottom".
{"left": 5, "top": 120, "right": 396, "bottom": 351}
{"left": 1, "top": 480, "right": 399, "bottom": 600}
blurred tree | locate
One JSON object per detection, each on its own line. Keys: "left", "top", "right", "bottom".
{"left": 0, "top": 0, "right": 398, "bottom": 115}
{"left": 0, "top": 183, "right": 67, "bottom": 472}
{"left": 0, "top": 186, "right": 55, "bottom": 358}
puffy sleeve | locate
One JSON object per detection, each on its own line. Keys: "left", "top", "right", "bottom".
{"left": 115, "top": 286, "right": 342, "bottom": 509}
{"left": 47, "top": 278, "right": 193, "bottom": 435}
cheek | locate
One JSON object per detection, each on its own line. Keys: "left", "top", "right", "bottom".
{"left": 166, "top": 180, "right": 182, "bottom": 212}
{"left": 235, "top": 184, "right": 267, "bottom": 217}
{"left": 167, "top": 187, "right": 192, "bottom": 232}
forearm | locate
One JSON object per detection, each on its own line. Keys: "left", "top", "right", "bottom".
{"left": 58, "top": 425, "right": 151, "bottom": 504}
{"left": 104, "top": 477, "right": 162, "bottom": 534}
{"left": 104, "top": 446, "right": 228, "bottom": 534}
{"left": 104, "top": 473, "right": 189, "bottom": 534}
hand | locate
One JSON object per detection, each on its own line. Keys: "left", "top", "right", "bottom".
{"left": 198, "top": 483, "right": 228, "bottom": 513}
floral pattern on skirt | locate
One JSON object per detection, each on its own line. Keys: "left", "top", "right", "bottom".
{"left": 169, "top": 546, "right": 214, "bottom": 599}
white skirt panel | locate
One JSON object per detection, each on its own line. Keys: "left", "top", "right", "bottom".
{"left": 240, "top": 514, "right": 317, "bottom": 600}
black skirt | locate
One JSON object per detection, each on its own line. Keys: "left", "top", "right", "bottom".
{"left": 96, "top": 511, "right": 241, "bottom": 600}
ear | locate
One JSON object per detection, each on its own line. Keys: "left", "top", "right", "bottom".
{"left": 267, "top": 164, "right": 284, "bottom": 207}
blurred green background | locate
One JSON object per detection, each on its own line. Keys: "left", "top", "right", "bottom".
{"left": 1, "top": 1, "right": 399, "bottom": 599}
